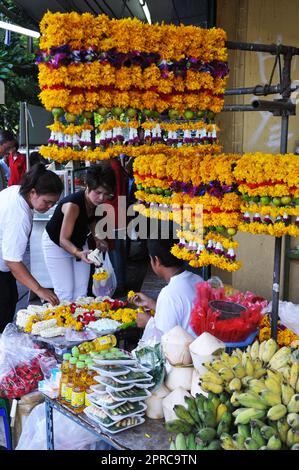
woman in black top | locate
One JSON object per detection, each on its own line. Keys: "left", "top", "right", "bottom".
{"left": 42, "top": 164, "right": 116, "bottom": 302}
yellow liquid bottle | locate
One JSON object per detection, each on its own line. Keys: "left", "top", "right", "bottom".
{"left": 71, "top": 362, "right": 86, "bottom": 413}
{"left": 93, "top": 334, "right": 117, "bottom": 352}
{"left": 58, "top": 353, "right": 71, "bottom": 403}
{"left": 64, "top": 357, "right": 78, "bottom": 405}
{"left": 85, "top": 363, "right": 97, "bottom": 407}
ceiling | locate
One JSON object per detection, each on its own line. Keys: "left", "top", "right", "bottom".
{"left": 12, "top": 0, "right": 215, "bottom": 29}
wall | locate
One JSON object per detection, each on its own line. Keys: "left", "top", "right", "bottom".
{"left": 216, "top": 0, "right": 299, "bottom": 301}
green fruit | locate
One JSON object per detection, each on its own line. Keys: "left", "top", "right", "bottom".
{"left": 272, "top": 197, "right": 281, "bottom": 206}
{"left": 242, "top": 194, "right": 250, "bottom": 202}
{"left": 143, "top": 108, "right": 152, "bottom": 117}
{"left": 64, "top": 112, "right": 77, "bottom": 123}
{"left": 51, "top": 107, "right": 64, "bottom": 120}
{"left": 197, "top": 427, "right": 217, "bottom": 443}
{"left": 136, "top": 183, "right": 143, "bottom": 190}
{"left": 97, "top": 107, "right": 109, "bottom": 116}
{"left": 227, "top": 228, "right": 237, "bottom": 236}
{"left": 144, "top": 187, "right": 151, "bottom": 194}
{"left": 82, "top": 111, "right": 93, "bottom": 119}
{"left": 150, "top": 187, "right": 157, "bottom": 194}
{"left": 216, "top": 226, "right": 226, "bottom": 233}
{"left": 206, "top": 111, "right": 215, "bottom": 122}
{"left": 168, "top": 109, "right": 179, "bottom": 119}
{"left": 197, "top": 110, "right": 205, "bottom": 119}
{"left": 164, "top": 189, "right": 172, "bottom": 197}
{"left": 184, "top": 109, "right": 194, "bottom": 120}
{"left": 260, "top": 196, "right": 271, "bottom": 205}
{"left": 281, "top": 196, "right": 292, "bottom": 205}
{"left": 112, "top": 107, "right": 123, "bottom": 116}
{"left": 126, "top": 107, "right": 137, "bottom": 118}
{"left": 251, "top": 196, "right": 260, "bottom": 203}
{"left": 156, "top": 188, "right": 164, "bottom": 195}
{"left": 295, "top": 198, "right": 299, "bottom": 206}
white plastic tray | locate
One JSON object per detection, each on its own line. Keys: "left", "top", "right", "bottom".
{"left": 112, "top": 371, "right": 153, "bottom": 384}
{"left": 108, "top": 387, "right": 151, "bottom": 403}
{"left": 89, "top": 384, "right": 108, "bottom": 395}
{"left": 95, "top": 376, "right": 134, "bottom": 392}
{"left": 91, "top": 365, "right": 130, "bottom": 377}
{"left": 104, "top": 402, "right": 147, "bottom": 421}
{"left": 99, "top": 416, "right": 145, "bottom": 434}
{"left": 83, "top": 406, "right": 116, "bottom": 428}
{"left": 87, "top": 392, "right": 127, "bottom": 409}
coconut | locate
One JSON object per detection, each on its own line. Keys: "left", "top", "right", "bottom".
{"left": 190, "top": 369, "right": 208, "bottom": 398}
{"left": 165, "top": 365, "right": 193, "bottom": 391}
{"left": 162, "top": 387, "right": 191, "bottom": 422}
{"left": 161, "top": 326, "right": 194, "bottom": 366}
{"left": 189, "top": 332, "right": 225, "bottom": 373}
{"left": 145, "top": 384, "right": 170, "bottom": 419}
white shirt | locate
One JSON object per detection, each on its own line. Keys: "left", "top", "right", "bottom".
{"left": 142, "top": 270, "right": 203, "bottom": 342}
{"left": 0, "top": 185, "right": 33, "bottom": 272}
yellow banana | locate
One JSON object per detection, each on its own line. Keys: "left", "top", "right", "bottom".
{"left": 287, "top": 394, "right": 299, "bottom": 413}
{"left": 200, "top": 381, "right": 223, "bottom": 394}
{"left": 241, "top": 376, "right": 254, "bottom": 387}
{"left": 287, "top": 428, "right": 295, "bottom": 448}
{"left": 269, "top": 347, "right": 291, "bottom": 370}
{"left": 296, "top": 377, "right": 299, "bottom": 393}
{"left": 290, "top": 363, "right": 299, "bottom": 390}
{"left": 201, "top": 371, "right": 223, "bottom": 385}
{"left": 260, "top": 390, "right": 282, "bottom": 407}
{"left": 248, "top": 379, "right": 266, "bottom": 394}
{"left": 245, "top": 358, "right": 255, "bottom": 377}
{"left": 267, "top": 435, "right": 282, "bottom": 450}
{"left": 232, "top": 364, "right": 246, "bottom": 378}
{"left": 249, "top": 340, "right": 260, "bottom": 362}
{"left": 262, "top": 338, "right": 278, "bottom": 363}
{"left": 253, "top": 358, "right": 263, "bottom": 371}
{"left": 278, "top": 366, "right": 291, "bottom": 382}
{"left": 230, "top": 391, "right": 241, "bottom": 407}
{"left": 277, "top": 417, "right": 290, "bottom": 443}
{"left": 237, "top": 392, "right": 267, "bottom": 410}
{"left": 228, "top": 377, "right": 242, "bottom": 392}
{"left": 220, "top": 433, "right": 238, "bottom": 450}
{"left": 267, "top": 404, "right": 287, "bottom": 421}
{"left": 218, "top": 367, "right": 235, "bottom": 382}
{"left": 216, "top": 403, "right": 228, "bottom": 424}
{"left": 254, "top": 368, "right": 267, "bottom": 379}
{"left": 258, "top": 340, "right": 267, "bottom": 361}
{"left": 267, "top": 369, "right": 283, "bottom": 384}
{"left": 281, "top": 383, "right": 295, "bottom": 406}
{"left": 287, "top": 413, "right": 299, "bottom": 431}
{"left": 232, "top": 348, "right": 243, "bottom": 359}
{"left": 264, "top": 377, "right": 282, "bottom": 395}
{"left": 241, "top": 351, "right": 249, "bottom": 367}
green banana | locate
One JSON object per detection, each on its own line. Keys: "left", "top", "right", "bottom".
{"left": 203, "top": 409, "right": 217, "bottom": 428}
{"left": 210, "top": 394, "right": 221, "bottom": 412}
{"left": 291, "top": 443, "right": 299, "bottom": 450}
{"left": 165, "top": 419, "right": 193, "bottom": 434}
{"left": 206, "top": 439, "right": 221, "bottom": 450}
{"left": 184, "top": 397, "right": 201, "bottom": 425}
{"left": 244, "top": 437, "right": 260, "bottom": 450}
{"left": 277, "top": 417, "right": 290, "bottom": 443}
{"left": 186, "top": 433, "right": 197, "bottom": 450}
{"left": 219, "top": 392, "right": 230, "bottom": 404}
{"left": 197, "top": 427, "right": 217, "bottom": 443}
{"left": 220, "top": 433, "right": 238, "bottom": 450}
{"left": 234, "top": 408, "right": 265, "bottom": 425}
{"left": 238, "top": 423, "right": 251, "bottom": 439}
{"left": 175, "top": 433, "right": 187, "bottom": 450}
{"left": 195, "top": 393, "right": 206, "bottom": 412}
{"left": 232, "top": 433, "right": 246, "bottom": 450}
{"left": 260, "top": 425, "right": 276, "bottom": 439}
{"left": 237, "top": 392, "right": 267, "bottom": 410}
{"left": 267, "top": 404, "right": 287, "bottom": 421}
{"left": 287, "top": 412, "right": 299, "bottom": 430}
{"left": 267, "top": 435, "right": 282, "bottom": 450}
{"left": 196, "top": 443, "right": 205, "bottom": 450}
{"left": 250, "top": 418, "right": 265, "bottom": 428}
{"left": 287, "top": 394, "right": 299, "bottom": 413}
{"left": 173, "top": 404, "right": 195, "bottom": 425}
{"left": 251, "top": 425, "right": 266, "bottom": 447}
{"left": 216, "top": 411, "right": 232, "bottom": 436}
{"left": 169, "top": 440, "right": 176, "bottom": 450}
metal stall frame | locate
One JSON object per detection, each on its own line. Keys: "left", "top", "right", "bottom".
{"left": 222, "top": 40, "right": 299, "bottom": 339}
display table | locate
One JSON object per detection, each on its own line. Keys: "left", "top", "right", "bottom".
{"left": 44, "top": 395, "right": 170, "bottom": 451}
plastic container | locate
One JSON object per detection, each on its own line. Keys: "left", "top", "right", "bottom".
{"left": 225, "top": 330, "right": 258, "bottom": 354}
{"left": 208, "top": 300, "right": 246, "bottom": 320}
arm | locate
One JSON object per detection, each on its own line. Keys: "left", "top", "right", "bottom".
{"left": 5, "top": 260, "right": 59, "bottom": 305}
{"left": 60, "top": 202, "right": 92, "bottom": 263}
{"left": 131, "top": 292, "right": 157, "bottom": 311}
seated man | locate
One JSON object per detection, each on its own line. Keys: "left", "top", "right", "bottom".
{"left": 132, "top": 237, "right": 203, "bottom": 342}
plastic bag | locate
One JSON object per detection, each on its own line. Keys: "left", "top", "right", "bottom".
{"left": 264, "top": 300, "right": 299, "bottom": 336}
{"left": 0, "top": 323, "right": 55, "bottom": 399}
{"left": 133, "top": 341, "right": 166, "bottom": 392}
{"left": 92, "top": 251, "right": 117, "bottom": 297}
{"left": 16, "top": 403, "right": 100, "bottom": 450}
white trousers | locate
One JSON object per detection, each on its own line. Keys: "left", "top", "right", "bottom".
{"left": 42, "top": 230, "right": 90, "bottom": 302}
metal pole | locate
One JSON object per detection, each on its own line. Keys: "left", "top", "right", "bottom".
{"left": 224, "top": 84, "right": 282, "bottom": 96}
{"left": 226, "top": 40, "right": 299, "bottom": 56}
{"left": 24, "top": 102, "right": 30, "bottom": 170}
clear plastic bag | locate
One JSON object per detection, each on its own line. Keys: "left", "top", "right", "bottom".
{"left": 0, "top": 323, "right": 55, "bottom": 399}
{"left": 92, "top": 252, "right": 117, "bottom": 297}
{"left": 132, "top": 341, "right": 166, "bottom": 392}
{"left": 264, "top": 300, "right": 299, "bottom": 336}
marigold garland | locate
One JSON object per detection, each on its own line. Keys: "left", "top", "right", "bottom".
{"left": 259, "top": 314, "right": 299, "bottom": 347}
{"left": 171, "top": 245, "right": 241, "bottom": 272}
{"left": 239, "top": 221, "right": 299, "bottom": 237}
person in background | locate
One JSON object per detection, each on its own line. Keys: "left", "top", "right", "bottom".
{"left": 0, "top": 129, "right": 15, "bottom": 190}
{"left": 42, "top": 164, "right": 116, "bottom": 302}
{"left": 29, "top": 151, "right": 48, "bottom": 167}
{"left": 0, "top": 163, "right": 63, "bottom": 332}
{"left": 8, "top": 140, "right": 26, "bottom": 186}
{"left": 132, "top": 235, "right": 203, "bottom": 342}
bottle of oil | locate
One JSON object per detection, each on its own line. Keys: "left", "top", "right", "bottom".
{"left": 58, "top": 353, "right": 71, "bottom": 403}
{"left": 64, "top": 357, "right": 78, "bottom": 405}
{"left": 71, "top": 362, "right": 86, "bottom": 413}
{"left": 93, "top": 334, "right": 117, "bottom": 352}
{"left": 84, "top": 362, "right": 97, "bottom": 407}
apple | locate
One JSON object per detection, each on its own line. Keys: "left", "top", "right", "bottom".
{"left": 216, "top": 225, "right": 226, "bottom": 233}
{"left": 82, "top": 111, "right": 93, "bottom": 119}
{"left": 227, "top": 228, "right": 237, "bottom": 236}
{"left": 143, "top": 109, "right": 152, "bottom": 117}
{"left": 168, "top": 109, "right": 179, "bottom": 120}
{"left": 150, "top": 187, "right": 157, "bottom": 194}
{"left": 64, "top": 112, "right": 77, "bottom": 123}
{"left": 251, "top": 196, "right": 260, "bottom": 203}
{"left": 242, "top": 194, "right": 250, "bottom": 202}
{"left": 112, "top": 107, "right": 123, "bottom": 117}
{"left": 281, "top": 196, "right": 292, "bottom": 205}
{"left": 272, "top": 197, "right": 281, "bottom": 206}
{"left": 52, "top": 107, "right": 64, "bottom": 120}
{"left": 184, "top": 109, "right": 194, "bottom": 120}
{"left": 260, "top": 196, "right": 271, "bottom": 205}
{"left": 97, "top": 107, "right": 109, "bottom": 117}
{"left": 126, "top": 107, "right": 137, "bottom": 118}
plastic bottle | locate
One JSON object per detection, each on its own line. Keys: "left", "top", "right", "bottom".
{"left": 58, "top": 353, "right": 71, "bottom": 403}
{"left": 64, "top": 357, "right": 78, "bottom": 405}
{"left": 71, "top": 362, "right": 86, "bottom": 413}
{"left": 93, "top": 334, "right": 117, "bottom": 352}
{"left": 85, "top": 363, "right": 97, "bottom": 407}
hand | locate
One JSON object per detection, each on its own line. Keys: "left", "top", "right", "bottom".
{"left": 131, "top": 292, "right": 156, "bottom": 310}
{"left": 95, "top": 237, "right": 109, "bottom": 252}
{"left": 36, "top": 287, "right": 59, "bottom": 306}
{"left": 136, "top": 312, "right": 151, "bottom": 329}
{"left": 78, "top": 249, "right": 93, "bottom": 264}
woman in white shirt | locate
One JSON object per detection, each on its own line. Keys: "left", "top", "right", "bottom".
{"left": 0, "top": 163, "right": 63, "bottom": 332}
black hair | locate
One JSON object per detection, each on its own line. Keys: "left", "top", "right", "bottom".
{"left": 10, "top": 139, "right": 19, "bottom": 152}
{"left": 0, "top": 129, "right": 14, "bottom": 145}
{"left": 86, "top": 164, "right": 116, "bottom": 193}
{"left": 20, "top": 163, "right": 64, "bottom": 196}
{"left": 29, "top": 151, "right": 48, "bottom": 167}
{"left": 147, "top": 238, "right": 184, "bottom": 268}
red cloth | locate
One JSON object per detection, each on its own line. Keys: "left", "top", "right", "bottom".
{"left": 8, "top": 152, "right": 26, "bottom": 186}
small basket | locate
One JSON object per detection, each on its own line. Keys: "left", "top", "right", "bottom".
{"left": 208, "top": 300, "right": 246, "bottom": 320}
{"left": 225, "top": 330, "right": 258, "bottom": 354}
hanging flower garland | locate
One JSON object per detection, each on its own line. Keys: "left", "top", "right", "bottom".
{"left": 234, "top": 153, "right": 299, "bottom": 237}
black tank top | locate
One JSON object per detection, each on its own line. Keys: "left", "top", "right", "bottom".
{"left": 46, "top": 190, "right": 95, "bottom": 249}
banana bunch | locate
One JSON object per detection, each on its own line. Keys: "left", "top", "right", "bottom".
{"left": 167, "top": 392, "right": 234, "bottom": 450}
